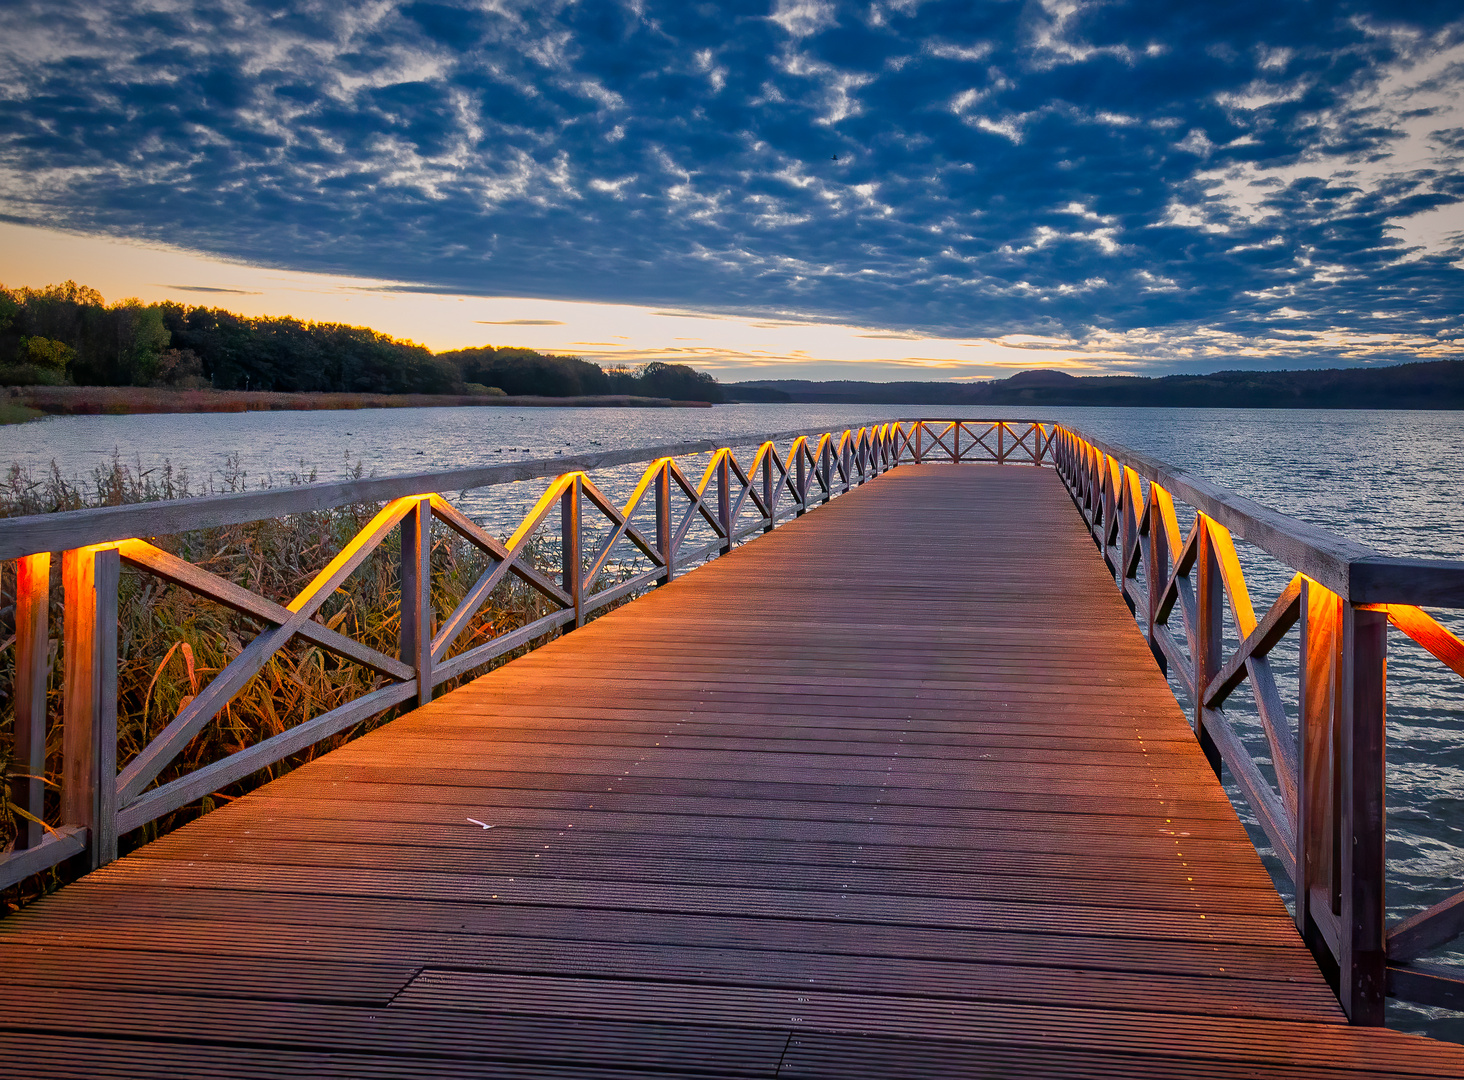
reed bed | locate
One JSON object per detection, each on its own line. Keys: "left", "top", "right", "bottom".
{"left": 0, "top": 453, "right": 607, "bottom": 913}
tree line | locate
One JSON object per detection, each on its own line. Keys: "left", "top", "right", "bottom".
{"left": 0, "top": 281, "right": 724, "bottom": 402}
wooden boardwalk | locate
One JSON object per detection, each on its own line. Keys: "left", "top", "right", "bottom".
{"left": 3, "top": 464, "right": 1462, "bottom": 1077}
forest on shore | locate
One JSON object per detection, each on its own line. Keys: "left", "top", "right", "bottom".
{"left": 0, "top": 281, "right": 725, "bottom": 403}
{"left": 6, "top": 281, "right": 1458, "bottom": 411}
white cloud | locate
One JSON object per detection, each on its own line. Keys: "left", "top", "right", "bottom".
{"left": 770, "top": 0, "right": 837, "bottom": 39}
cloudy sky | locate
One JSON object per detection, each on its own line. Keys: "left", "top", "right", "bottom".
{"left": 2, "top": 1, "right": 1462, "bottom": 379}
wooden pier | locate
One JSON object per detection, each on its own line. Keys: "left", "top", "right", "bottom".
{"left": 4, "top": 461, "right": 1463, "bottom": 1076}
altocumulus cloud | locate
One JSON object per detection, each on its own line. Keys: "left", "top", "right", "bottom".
{"left": 1, "top": 0, "right": 1462, "bottom": 367}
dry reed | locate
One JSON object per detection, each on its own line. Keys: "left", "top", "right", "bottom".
{"left": 0, "top": 452, "right": 612, "bottom": 913}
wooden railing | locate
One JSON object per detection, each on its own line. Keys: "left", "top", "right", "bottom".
{"left": 1, "top": 422, "right": 928, "bottom": 889}
{"left": 1, "top": 417, "right": 1058, "bottom": 890}
{"left": 8, "top": 414, "right": 1454, "bottom": 1027}
{"left": 1050, "top": 424, "right": 1464, "bottom": 1024}
{"left": 896, "top": 418, "right": 1054, "bottom": 466}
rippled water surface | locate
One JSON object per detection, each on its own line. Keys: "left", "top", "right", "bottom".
{"left": 4, "top": 404, "right": 1463, "bottom": 1036}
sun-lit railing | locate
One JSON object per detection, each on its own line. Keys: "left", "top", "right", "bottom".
{"left": 1, "top": 422, "right": 928, "bottom": 889}
{"left": 1050, "top": 424, "right": 1464, "bottom": 1024}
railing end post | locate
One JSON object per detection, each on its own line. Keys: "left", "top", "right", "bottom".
{"left": 12, "top": 552, "right": 52, "bottom": 852}
{"left": 61, "top": 544, "right": 120, "bottom": 871}
{"left": 1338, "top": 602, "right": 1388, "bottom": 1024}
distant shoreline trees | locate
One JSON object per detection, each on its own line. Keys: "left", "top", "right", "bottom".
{"left": 0, "top": 281, "right": 725, "bottom": 403}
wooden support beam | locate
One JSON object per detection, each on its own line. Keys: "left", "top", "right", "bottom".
{"left": 1387, "top": 961, "right": 1464, "bottom": 1011}
{"left": 61, "top": 545, "right": 119, "bottom": 870}
{"left": 717, "top": 453, "right": 733, "bottom": 551}
{"left": 11, "top": 552, "right": 50, "bottom": 851}
{"left": 1338, "top": 603, "right": 1387, "bottom": 1024}
{"left": 399, "top": 497, "right": 433, "bottom": 707}
{"left": 1146, "top": 489, "right": 1168, "bottom": 675}
{"left": 1194, "top": 521, "right": 1224, "bottom": 779}
{"left": 1298, "top": 580, "right": 1340, "bottom": 959}
{"left": 561, "top": 478, "right": 583, "bottom": 628}
{"left": 656, "top": 462, "right": 677, "bottom": 575}
{"left": 1389, "top": 888, "right": 1464, "bottom": 962}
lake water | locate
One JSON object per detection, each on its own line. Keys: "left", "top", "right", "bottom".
{"left": 4, "top": 403, "right": 1463, "bottom": 1037}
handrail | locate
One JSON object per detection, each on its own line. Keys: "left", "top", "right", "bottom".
{"left": 0, "top": 426, "right": 868, "bottom": 562}
{"left": 1066, "top": 426, "right": 1464, "bottom": 607}
{"left": 1048, "top": 423, "right": 1464, "bottom": 1027}
{"left": 6, "top": 420, "right": 1045, "bottom": 896}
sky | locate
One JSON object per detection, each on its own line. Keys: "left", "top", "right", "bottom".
{"left": 1, "top": 1, "right": 1462, "bottom": 381}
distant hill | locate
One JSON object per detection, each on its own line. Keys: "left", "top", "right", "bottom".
{"left": 726, "top": 360, "right": 1464, "bottom": 409}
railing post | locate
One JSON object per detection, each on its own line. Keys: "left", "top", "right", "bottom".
{"left": 841, "top": 436, "right": 852, "bottom": 493}
{"left": 915, "top": 422, "right": 923, "bottom": 465}
{"left": 399, "top": 497, "right": 433, "bottom": 706}
{"left": 1117, "top": 468, "right": 1137, "bottom": 614}
{"left": 1193, "top": 521, "right": 1223, "bottom": 779}
{"left": 1101, "top": 459, "right": 1117, "bottom": 562}
{"left": 1298, "top": 580, "right": 1340, "bottom": 955}
{"left": 998, "top": 423, "right": 1006, "bottom": 464}
{"left": 761, "top": 451, "right": 774, "bottom": 533}
{"left": 1339, "top": 603, "right": 1387, "bottom": 1023}
{"left": 1084, "top": 445, "right": 1096, "bottom": 516}
{"left": 1116, "top": 467, "right": 1130, "bottom": 592}
{"left": 820, "top": 441, "right": 832, "bottom": 504}
{"left": 12, "top": 553, "right": 51, "bottom": 851}
{"left": 656, "top": 461, "right": 677, "bottom": 577}
{"left": 62, "top": 545, "right": 119, "bottom": 870}
{"left": 561, "top": 477, "right": 582, "bottom": 627}
{"left": 953, "top": 423, "right": 960, "bottom": 463}
{"left": 796, "top": 445, "right": 807, "bottom": 515}
{"left": 1296, "top": 586, "right": 1387, "bottom": 1024}
{"left": 1146, "top": 491, "right": 1168, "bottom": 674}
{"left": 716, "top": 452, "right": 732, "bottom": 553}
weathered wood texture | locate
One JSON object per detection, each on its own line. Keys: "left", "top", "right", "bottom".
{"left": 3, "top": 466, "right": 1461, "bottom": 1076}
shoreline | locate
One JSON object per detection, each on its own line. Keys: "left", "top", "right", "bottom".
{"left": 3, "top": 385, "right": 712, "bottom": 419}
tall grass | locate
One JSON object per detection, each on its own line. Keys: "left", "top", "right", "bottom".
{"left": 0, "top": 453, "right": 586, "bottom": 913}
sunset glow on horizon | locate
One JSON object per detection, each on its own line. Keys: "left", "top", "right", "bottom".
{"left": 2, "top": 3, "right": 1462, "bottom": 380}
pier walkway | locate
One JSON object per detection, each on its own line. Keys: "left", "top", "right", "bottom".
{"left": 3, "top": 465, "right": 1463, "bottom": 1076}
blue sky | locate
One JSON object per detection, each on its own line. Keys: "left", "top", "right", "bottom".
{"left": 2, "top": 1, "right": 1462, "bottom": 378}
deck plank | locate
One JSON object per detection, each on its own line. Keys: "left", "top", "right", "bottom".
{"left": 3, "top": 464, "right": 1461, "bottom": 1076}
